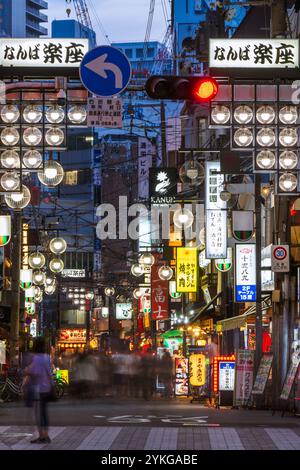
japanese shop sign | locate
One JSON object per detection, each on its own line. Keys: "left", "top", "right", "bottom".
{"left": 175, "top": 357, "right": 189, "bottom": 396}
{"left": 138, "top": 137, "right": 154, "bottom": 200}
{"left": 30, "top": 319, "right": 37, "bottom": 338}
{"left": 87, "top": 97, "right": 123, "bottom": 128}
{"left": 176, "top": 247, "right": 198, "bottom": 293}
{"left": 61, "top": 269, "right": 86, "bottom": 278}
{"left": 235, "top": 244, "right": 256, "bottom": 302}
{"left": 205, "top": 161, "right": 226, "bottom": 210}
{"left": 251, "top": 353, "right": 273, "bottom": 395}
{"left": 219, "top": 361, "right": 235, "bottom": 391}
{"left": 234, "top": 349, "right": 255, "bottom": 406}
{"left": 151, "top": 263, "right": 169, "bottom": 321}
{"left": 59, "top": 329, "right": 86, "bottom": 343}
{"left": 271, "top": 245, "right": 290, "bottom": 273}
{"left": 0, "top": 215, "right": 11, "bottom": 247}
{"left": 0, "top": 38, "right": 89, "bottom": 68}
{"left": 189, "top": 354, "right": 206, "bottom": 387}
{"left": 116, "top": 303, "right": 133, "bottom": 320}
{"left": 205, "top": 210, "right": 227, "bottom": 259}
{"left": 149, "top": 168, "right": 178, "bottom": 206}
{"left": 280, "top": 357, "right": 300, "bottom": 401}
{"left": 209, "top": 39, "right": 299, "bottom": 69}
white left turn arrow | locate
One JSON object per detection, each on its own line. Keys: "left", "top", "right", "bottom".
{"left": 84, "top": 53, "right": 123, "bottom": 89}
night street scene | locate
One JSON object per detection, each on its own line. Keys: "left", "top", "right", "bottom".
{"left": 1, "top": 0, "right": 300, "bottom": 463}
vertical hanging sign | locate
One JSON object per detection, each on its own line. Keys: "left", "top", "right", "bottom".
{"left": 0, "top": 216, "right": 11, "bottom": 246}
{"left": 151, "top": 262, "right": 169, "bottom": 321}
{"left": 235, "top": 244, "right": 257, "bottom": 302}
{"left": 176, "top": 247, "right": 198, "bottom": 293}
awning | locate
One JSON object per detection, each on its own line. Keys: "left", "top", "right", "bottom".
{"left": 216, "top": 296, "right": 272, "bottom": 333}
{"left": 162, "top": 329, "right": 183, "bottom": 339}
{"left": 187, "top": 292, "right": 223, "bottom": 324}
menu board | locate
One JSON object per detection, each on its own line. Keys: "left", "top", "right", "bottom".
{"left": 219, "top": 361, "right": 235, "bottom": 391}
{"left": 175, "top": 357, "right": 189, "bottom": 396}
{"left": 234, "top": 349, "right": 255, "bottom": 406}
{"left": 280, "top": 359, "right": 300, "bottom": 401}
{"left": 252, "top": 354, "right": 273, "bottom": 395}
{"left": 189, "top": 354, "right": 206, "bottom": 387}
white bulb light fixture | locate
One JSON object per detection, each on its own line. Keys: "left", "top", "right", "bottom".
{"left": 4, "top": 185, "right": 31, "bottom": 209}
{"left": 256, "top": 128, "right": 275, "bottom": 147}
{"left": 173, "top": 208, "right": 194, "bottom": 229}
{"left": 23, "top": 127, "right": 42, "bottom": 146}
{"left": 45, "top": 105, "right": 65, "bottom": 124}
{"left": 23, "top": 150, "right": 42, "bottom": 169}
{"left": 211, "top": 105, "right": 230, "bottom": 125}
{"left": 279, "top": 128, "right": 298, "bottom": 147}
{"left": 234, "top": 105, "right": 253, "bottom": 124}
{"left": 1, "top": 105, "right": 20, "bottom": 124}
{"left": 1, "top": 150, "right": 20, "bottom": 169}
{"left": 139, "top": 253, "right": 155, "bottom": 266}
{"left": 131, "top": 263, "right": 144, "bottom": 277}
{"left": 49, "top": 237, "right": 67, "bottom": 255}
{"left": 256, "top": 105, "right": 275, "bottom": 124}
{"left": 279, "top": 172, "right": 298, "bottom": 192}
{"left": 29, "top": 252, "right": 46, "bottom": 270}
{"left": 158, "top": 265, "right": 173, "bottom": 281}
{"left": 45, "top": 128, "right": 64, "bottom": 146}
{"left": 32, "top": 270, "right": 46, "bottom": 286}
{"left": 68, "top": 105, "right": 87, "bottom": 124}
{"left": 256, "top": 150, "right": 276, "bottom": 170}
{"left": 1, "top": 127, "right": 20, "bottom": 146}
{"left": 234, "top": 127, "right": 253, "bottom": 147}
{"left": 38, "top": 160, "right": 64, "bottom": 187}
{"left": 104, "top": 287, "right": 115, "bottom": 296}
{"left": 49, "top": 258, "right": 64, "bottom": 273}
{"left": 133, "top": 288, "right": 144, "bottom": 300}
{"left": 279, "top": 151, "right": 298, "bottom": 170}
{"left": 1, "top": 172, "right": 20, "bottom": 191}
{"left": 23, "top": 105, "right": 42, "bottom": 124}
{"left": 279, "top": 106, "right": 298, "bottom": 125}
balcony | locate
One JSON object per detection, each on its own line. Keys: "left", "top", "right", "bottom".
{"left": 26, "top": 19, "right": 48, "bottom": 36}
{"left": 26, "top": 6, "right": 48, "bottom": 23}
{"left": 27, "top": 0, "right": 48, "bottom": 10}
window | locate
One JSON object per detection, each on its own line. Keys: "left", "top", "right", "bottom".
{"left": 136, "top": 48, "right": 143, "bottom": 58}
{"left": 125, "top": 48, "right": 133, "bottom": 58}
{"left": 147, "top": 47, "right": 154, "bottom": 58}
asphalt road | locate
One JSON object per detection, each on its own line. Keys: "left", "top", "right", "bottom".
{"left": 1, "top": 397, "right": 300, "bottom": 428}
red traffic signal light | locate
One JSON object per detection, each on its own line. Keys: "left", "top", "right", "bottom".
{"left": 145, "top": 75, "right": 218, "bottom": 102}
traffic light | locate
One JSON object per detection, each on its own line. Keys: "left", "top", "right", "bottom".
{"left": 145, "top": 75, "right": 218, "bottom": 102}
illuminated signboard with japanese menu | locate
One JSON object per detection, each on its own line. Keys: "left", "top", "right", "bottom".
{"left": 176, "top": 247, "right": 198, "bottom": 293}
{"left": 235, "top": 244, "right": 256, "bottom": 302}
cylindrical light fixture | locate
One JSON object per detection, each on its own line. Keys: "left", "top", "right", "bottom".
{"left": 23, "top": 150, "right": 42, "bottom": 169}
{"left": 45, "top": 128, "right": 64, "bottom": 146}
{"left": 139, "top": 253, "right": 155, "bottom": 266}
{"left": 279, "top": 106, "right": 298, "bottom": 125}
{"left": 234, "top": 127, "right": 253, "bottom": 147}
{"left": 279, "top": 172, "right": 298, "bottom": 192}
{"left": 1, "top": 150, "right": 20, "bottom": 169}
{"left": 38, "top": 160, "right": 64, "bottom": 187}
{"left": 49, "top": 237, "right": 67, "bottom": 255}
{"left": 32, "top": 270, "right": 46, "bottom": 286}
{"left": 20, "top": 269, "right": 33, "bottom": 289}
{"left": 49, "top": 258, "right": 64, "bottom": 273}
{"left": 158, "top": 265, "right": 173, "bottom": 281}
{"left": 1, "top": 105, "right": 20, "bottom": 124}
{"left": 45, "top": 105, "right": 65, "bottom": 124}
{"left": 45, "top": 284, "right": 56, "bottom": 295}
{"left": 234, "top": 105, "right": 253, "bottom": 124}
{"left": 23, "top": 127, "right": 42, "bottom": 146}
{"left": 68, "top": 105, "right": 87, "bottom": 124}
{"left": 104, "top": 287, "right": 115, "bottom": 296}
{"left": 179, "top": 160, "right": 204, "bottom": 186}
{"left": 279, "top": 128, "right": 298, "bottom": 147}
{"left": 211, "top": 105, "right": 230, "bottom": 124}
{"left": 131, "top": 263, "right": 144, "bottom": 277}
{"left": 1, "top": 172, "right": 20, "bottom": 191}
{"left": 256, "top": 150, "right": 276, "bottom": 170}
{"left": 45, "top": 275, "right": 56, "bottom": 287}
{"left": 1, "top": 127, "right": 20, "bottom": 146}
{"left": 256, "top": 128, "right": 275, "bottom": 147}
{"left": 279, "top": 150, "right": 298, "bottom": 170}
{"left": 29, "top": 252, "right": 46, "bottom": 269}
{"left": 4, "top": 185, "right": 31, "bottom": 209}
{"left": 173, "top": 208, "right": 194, "bottom": 229}
{"left": 23, "top": 105, "right": 42, "bottom": 124}
{"left": 256, "top": 105, "right": 275, "bottom": 124}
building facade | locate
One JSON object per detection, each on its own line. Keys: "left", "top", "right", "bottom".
{"left": 52, "top": 19, "right": 97, "bottom": 49}
{"left": 0, "top": 0, "right": 48, "bottom": 38}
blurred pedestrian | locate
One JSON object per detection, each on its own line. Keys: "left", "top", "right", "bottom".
{"left": 23, "top": 337, "right": 54, "bottom": 444}
{"left": 160, "top": 351, "right": 173, "bottom": 398}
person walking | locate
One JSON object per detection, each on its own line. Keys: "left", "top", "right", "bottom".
{"left": 24, "top": 337, "right": 54, "bottom": 444}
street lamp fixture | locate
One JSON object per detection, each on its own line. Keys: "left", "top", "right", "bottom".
{"left": 49, "top": 237, "right": 67, "bottom": 255}
{"left": 29, "top": 252, "right": 46, "bottom": 269}
{"left": 256, "top": 150, "right": 276, "bottom": 170}
{"left": 211, "top": 105, "right": 231, "bottom": 125}
{"left": 1, "top": 105, "right": 20, "bottom": 124}
{"left": 256, "top": 105, "right": 275, "bottom": 124}
{"left": 49, "top": 258, "right": 64, "bottom": 273}
{"left": 4, "top": 185, "right": 31, "bottom": 209}
{"left": 234, "top": 105, "right": 253, "bottom": 124}
{"left": 131, "top": 263, "right": 144, "bottom": 277}
{"left": 279, "top": 151, "right": 298, "bottom": 170}
{"left": 158, "top": 265, "right": 173, "bottom": 281}
{"left": 234, "top": 127, "right": 253, "bottom": 147}
{"left": 1, "top": 150, "right": 20, "bottom": 169}
{"left": 23, "top": 105, "right": 42, "bottom": 124}
{"left": 1, "top": 172, "right": 20, "bottom": 191}
{"left": 38, "top": 160, "right": 64, "bottom": 187}
{"left": 1, "top": 127, "right": 20, "bottom": 146}
{"left": 173, "top": 208, "right": 194, "bottom": 229}
{"left": 23, "top": 150, "right": 43, "bottom": 169}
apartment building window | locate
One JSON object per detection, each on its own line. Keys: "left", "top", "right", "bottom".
{"left": 147, "top": 47, "right": 154, "bottom": 58}
{"left": 125, "top": 48, "right": 133, "bottom": 58}
{"left": 136, "top": 48, "right": 143, "bottom": 58}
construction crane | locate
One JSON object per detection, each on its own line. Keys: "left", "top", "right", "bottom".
{"left": 141, "top": 0, "right": 156, "bottom": 68}
{"left": 73, "top": 0, "right": 93, "bottom": 31}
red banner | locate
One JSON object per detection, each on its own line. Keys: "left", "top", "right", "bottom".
{"left": 151, "top": 263, "right": 169, "bottom": 321}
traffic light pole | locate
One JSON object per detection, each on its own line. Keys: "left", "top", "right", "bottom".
{"left": 10, "top": 212, "right": 22, "bottom": 367}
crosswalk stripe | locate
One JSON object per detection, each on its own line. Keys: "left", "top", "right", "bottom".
{"left": 76, "top": 427, "right": 122, "bottom": 450}
{"left": 144, "top": 428, "right": 179, "bottom": 450}
{"left": 208, "top": 428, "right": 244, "bottom": 450}
{"left": 11, "top": 427, "right": 66, "bottom": 450}
{"left": 264, "top": 428, "right": 300, "bottom": 451}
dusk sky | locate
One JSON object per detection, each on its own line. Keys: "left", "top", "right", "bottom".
{"left": 47, "top": 0, "right": 169, "bottom": 44}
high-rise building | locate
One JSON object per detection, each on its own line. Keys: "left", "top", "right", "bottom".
{"left": 0, "top": 0, "right": 48, "bottom": 38}
{"left": 52, "top": 19, "right": 97, "bottom": 49}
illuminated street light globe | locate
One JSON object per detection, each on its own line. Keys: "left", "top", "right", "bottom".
{"left": 1, "top": 150, "right": 20, "bottom": 169}
{"left": 45, "top": 128, "right": 64, "bottom": 146}
{"left": 1, "top": 127, "right": 20, "bottom": 146}
{"left": 131, "top": 263, "right": 144, "bottom": 277}
{"left": 158, "top": 265, "right": 173, "bottom": 281}
{"left": 68, "top": 105, "right": 87, "bottom": 124}
{"left": 1, "top": 105, "right": 20, "bottom": 124}
{"left": 4, "top": 185, "right": 31, "bottom": 210}
{"left": 279, "top": 151, "right": 298, "bottom": 170}
{"left": 104, "top": 287, "right": 115, "bottom": 296}
{"left": 179, "top": 160, "right": 204, "bottom": 186}
{"left": 45, "top": 284, "right": 56, "bottom": 295}
{"left": 256, "top": 105, "right": 275, "bottom": 124}
{"left": 279, "top": 172, "right": 298, "bottom": 192}
{"left": 256, "top": 150, "right": 276, "bottom": 170}
{"left": 32, "top": 270, "right": 46, "bottom": 286}
{"left": 279, "top": 128, "right": 298, "bottom": 147}
{"left": 23, "top": 105, "right": 42, "bottom": 124}
{"left": 49, "top": 258, "right": 64, "bottom": 274}
{"left": 256, "top": 128, "right": 275, "bottom": 147}
{"left": 279, "top": 106, "right": 298, "bottom": 125}
{"left": 23, "top": 150, "right": 42, "bottom": 169}
{"left": 133, "top": 288, "right": 144, "bottom": 300}
{"left": 34, "top": 292, "right": 43, "bottom": 303}
{"left": 33, "top": 285, "right": 42, "bottom": 298}
{"left": 234, "top": 127, "right": 253, "bottom": 147}
{"left": 49, "top": 237, "right": 67, "bottom": 255}
{"left": 234, "top": 105, "right": 253, "bottom": 124}
{"left": 38, "top": 160, "right": 64, "bottom": 187}
{"left": 29, "top": 252, "right": 46, "bottom": 270}
{"left": 211, "top": 105, "right": 230, "bottom": 125}
{"left": 45, "top": 275, "right": 56, "bottom": 288}
{"left": 45, "top": 105, "right": 65, "bottom": 124}
{"left": 23, "top": 127, "right": 42, "bottom": 146}
{"left": 1, "top": 172, "right": 20, "bottom": 191}
{"left": 139, "top": 253, "right": 155, "bottom": 266}
{"left": 173, "top": 208, "right": 194, "bottom": 229}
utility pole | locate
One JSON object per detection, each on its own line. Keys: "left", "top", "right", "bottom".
{"left": 255, "top": 174, "right": 263, "bottom": 374}
{"left": 10, "top": 213, "right": 22, "bottom": 367}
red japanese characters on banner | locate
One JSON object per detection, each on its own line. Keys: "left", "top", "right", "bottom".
{"left": 151, "top": 263, "right": 169, "bottom": 321}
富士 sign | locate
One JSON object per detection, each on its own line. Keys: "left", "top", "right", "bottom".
{"left": 176, "top": 247, "right": 198, "bottom": 293}
{"left": 235, "top": 244, "right": 256, "bottom": 302}
{"left": 209, "top": 39, "right": 299, "bottom": 69}
{"left": 271, "top": 245, "right": 290, "bottom": 273}
{"left": 0, "top": 38, "right": 89, "bottom": 68}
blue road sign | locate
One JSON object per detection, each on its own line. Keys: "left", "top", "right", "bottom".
{"left": 80, "top": 45, "right": 131, "bottom": 97}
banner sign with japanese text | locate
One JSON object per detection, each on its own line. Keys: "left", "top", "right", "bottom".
{"left": 138, "top": 137, "right": 155, "bottom": 200}
{"left": 205, "top": 210, "right": 227, "bottom": 259}
{"left": 205, "top": 161, "right": 226, "bottom": 210}
{"left": 210, "top": 39, "right": 299, "bottom": 69}
{"left": 219, "top": 361, "right": 235, "bottom": 391}
{"left": 0, "top": 38, "right": 89, "bottom": 68}
{"left": 280, "top": 358, "right": 300, "bottom": 401}
{"left": 252, "top": 353, "right": 273, "bottom": 395}
{"left": 234, "top": 349, "right": 255, "bottom": 406}
{"left": 189, "top": 353, "right": 206, "bottom": 387}
{"left": 235, "top": 244, "right": 257, "bottom": 302}
{"left": 176, "top": 247, "right": 198, "bottom": 293}
{"left": 175, "top": 357, "right": 189, "bottom": 396}
{"left": 151, "top": 263, "right": 169, "bottom": 321}
{"left": 87, "top": 97, "right": 123, "bottom": 128}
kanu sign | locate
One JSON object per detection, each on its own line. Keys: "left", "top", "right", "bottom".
{"left": 0, "top": 38, "right": 89, "bottom": 68}
{"left": 149, "top": 168, "right": 178, "bottom": 205}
